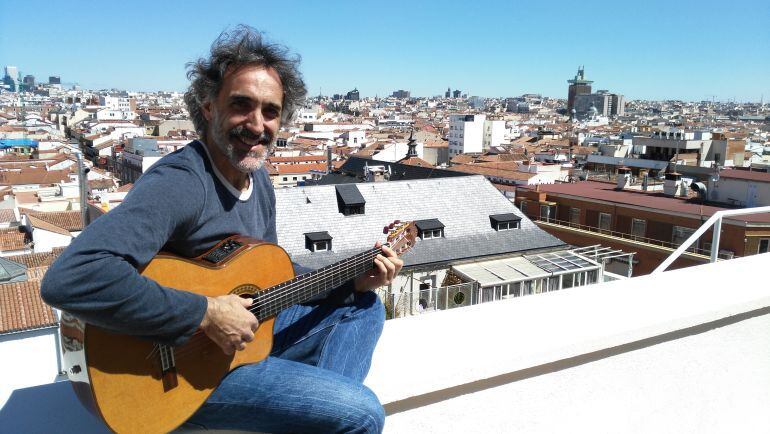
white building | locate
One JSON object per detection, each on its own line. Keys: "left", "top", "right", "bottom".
{"left": 448, "top": 114, "right": 486, "bottom": 157}
{"left": 98, "top": 95, "right": 133, "bottom": 112}
{"left": 483, "top": 119, "right": 506, "bottom": 149}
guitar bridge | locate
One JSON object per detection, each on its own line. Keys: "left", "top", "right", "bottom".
{"left": 158, "top": 344, "right": 178, "bottom": 392}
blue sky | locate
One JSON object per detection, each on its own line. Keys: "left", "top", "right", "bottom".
{"left": 1, "top": 0, "right": 768, "bottom": 102}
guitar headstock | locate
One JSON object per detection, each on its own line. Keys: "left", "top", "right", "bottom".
{"left": 383, "top": 220, "right": 418, "bottom": 256}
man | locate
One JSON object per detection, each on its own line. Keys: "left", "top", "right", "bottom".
{"left": 41, "top": 26, "right": 401, "bottom": 433}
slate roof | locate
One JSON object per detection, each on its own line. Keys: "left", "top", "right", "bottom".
{"left": 339, "top": 156, "right": 468, "bottom": 182}
{"left": 275, "top": 175, "right": 566, "bottom": 270}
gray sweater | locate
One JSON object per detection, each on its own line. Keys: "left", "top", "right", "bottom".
{"left": 41, "top": 141, "right": 279, "bottom": 346}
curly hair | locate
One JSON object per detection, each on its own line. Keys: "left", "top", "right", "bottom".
{"left": 184, "top": 25, "right": 307, "bottom": 138}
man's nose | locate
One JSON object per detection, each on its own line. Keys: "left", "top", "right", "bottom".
{"left": 245, "top": 109, "right": 264, "bottom": 135}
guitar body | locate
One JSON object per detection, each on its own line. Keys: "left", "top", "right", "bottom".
{"left": 60, "top": 237, "right": 295, "bottom": 433}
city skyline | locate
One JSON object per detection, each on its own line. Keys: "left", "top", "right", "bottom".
{"left": 1, "top": 0, "right": 769, "bottom": 102}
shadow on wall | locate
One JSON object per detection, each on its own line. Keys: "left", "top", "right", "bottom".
{"left": 0, "top": 381, "right": 109, "bottom": 433}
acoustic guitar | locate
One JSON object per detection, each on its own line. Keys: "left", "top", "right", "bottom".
{"left": 59, "top": 221, "right": 416, "bottom": 433}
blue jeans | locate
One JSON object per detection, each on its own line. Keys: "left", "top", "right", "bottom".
{"left": 185, "top": 289, "right": 386, "bottom": 433}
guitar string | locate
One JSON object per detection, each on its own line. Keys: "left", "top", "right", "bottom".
{"left": 168, "top": 248, "right": 383, "bottom": 360}
{"left": 168, "top": 250, "right": 379, "bottom": 361}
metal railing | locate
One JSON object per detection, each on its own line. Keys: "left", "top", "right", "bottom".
{"left": 384, "top": 282, "right": 482, "bottom": 320}
{"left": 534, "top": 217, "right": 716, "bottom": 257}
{"left": 653, "top": 205, "right": 770, "bottom": 273}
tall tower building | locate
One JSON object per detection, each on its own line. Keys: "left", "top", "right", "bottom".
{"left": 567, "top": 66, "right": 593, "bottom": 112}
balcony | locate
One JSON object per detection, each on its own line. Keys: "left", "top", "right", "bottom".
{"left": 3, "top": 254, "right": 769, "bottom": 433}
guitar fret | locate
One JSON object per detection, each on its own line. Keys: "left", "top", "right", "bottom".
{"left": 254, "top": 248, "right": 381, "bottom": 321}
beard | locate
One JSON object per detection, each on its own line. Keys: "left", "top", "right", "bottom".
{"left": 209, "top": 114, "right": 274, "bottom": 173}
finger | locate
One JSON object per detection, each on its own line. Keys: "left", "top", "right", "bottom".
{"left": 374, "top": 241, "right": 382, "bottom": 248}
{"left": 381, "top": 244, "right": 397, "bottom": 258}
{"left": 237, "top": 342, "right": 247, "bottom": 351}
{"left": 377, "top": 255, "right": 390, "bottom": 284}
{"left": 373, "top": 256, "right": 388, "bottom": 283}
{"left": 378, "top": 254, "right": 396, "bottom": 281}
{"left": 242, "top": 331, "right": 255, "bottom": 342}
{"left": 250, "top": 319, "right": 260, "bottom": 332}
{"left": 239, "top": 296, "right": 253, "bottom": 307}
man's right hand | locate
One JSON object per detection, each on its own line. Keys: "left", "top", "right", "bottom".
{"left": 200, "top": 295, "right": 259, "bottom": 355}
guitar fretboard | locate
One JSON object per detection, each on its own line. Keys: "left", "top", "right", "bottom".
{"left": 250, "top": 247, "right": 381, "bottom": 321}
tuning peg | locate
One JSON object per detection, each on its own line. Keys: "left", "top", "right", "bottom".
{"left": 394, "top": 219, "right": 401, "bottom": 224}
{"left": 383, "top": 226, "right": 389, "bottom": 234}
{"left": 388, "top": 222, "right": 395, "bottom": 229}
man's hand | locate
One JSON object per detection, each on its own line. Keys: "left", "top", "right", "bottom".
{"left": 354, "top": 242, "right": 404, "bottom": 292}
{"left": 200, "top": 294, "right": 259, "bottom": 355}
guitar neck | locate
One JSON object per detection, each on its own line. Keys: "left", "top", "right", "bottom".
{"left": 251, "top": 247, "right": 381, "bottom": 321}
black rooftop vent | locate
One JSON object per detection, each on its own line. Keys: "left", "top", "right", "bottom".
{"left": 415, "top": 219, "right": 445, "bottom": 231}
{"left": 305, "top": 231, "right": 333, "bottom": 252}
{"left": 335, "top": 184, "right": 365, "bottom": 216}
{"left": 415, "top": 219, "right": 445, "bottom": 239}
{"left": 490, "top": 213, "right": 521, "bottom": 231}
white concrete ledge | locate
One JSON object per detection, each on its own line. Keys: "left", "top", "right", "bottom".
{"left": 366, "top": 253, "right": 770, "bottom": 432}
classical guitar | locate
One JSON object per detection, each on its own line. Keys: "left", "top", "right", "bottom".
{"left": 59, "top": 221, "right": 417, "bottom": 433}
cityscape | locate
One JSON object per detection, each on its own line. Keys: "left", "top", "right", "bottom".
{"left": 1, "top": 1, "right": 770, "bottom": 432}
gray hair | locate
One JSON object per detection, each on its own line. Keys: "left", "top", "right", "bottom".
{"left": 184, "top": 25, "right": 307, "bottom": 138}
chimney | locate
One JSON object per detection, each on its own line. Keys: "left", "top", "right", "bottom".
{"left": 663, "top": 172, "right": 684, "bottom": 197}
{"left": 616, "top": 167, "right": 631, "bottom": 190}
{"left": 326, "top": 145, "right": 332, "bottom": 174}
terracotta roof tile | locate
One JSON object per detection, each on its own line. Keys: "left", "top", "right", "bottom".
{"left": 24, "top": 211, "right": 83, "bottom": 232}
{"left": 0, "top": 280, "right": 58, "bottom": 335}
{"left": 9, "top": 249, "right": 62, "bottom": 269}
{"left": 0, "top": 231, "right": 28, "bottom": 251}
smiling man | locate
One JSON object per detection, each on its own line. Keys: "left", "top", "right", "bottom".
{"left": 42, "top": 26, "right": 400, "bottom": 433}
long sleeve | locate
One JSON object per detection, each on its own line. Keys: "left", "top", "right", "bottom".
{"left": 41, "top": 163, "right": 208, "bottom": 346}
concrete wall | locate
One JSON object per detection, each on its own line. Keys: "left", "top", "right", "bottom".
{"left": 368, "top": 253, "right": 770, "bottom": 433}
{"left": 0, "top": 328, "right": 61, "bottom": 408}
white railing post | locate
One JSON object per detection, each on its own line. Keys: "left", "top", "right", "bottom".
{"left": 710, "top": 216, "right": 722, "bottom": 263}
{"left": 653, "top": 206, "right": 770, "bottom": 274}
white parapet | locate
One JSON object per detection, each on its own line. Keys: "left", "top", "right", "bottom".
{"left": 367, "top": 253, "right": 770, "bottom": 433}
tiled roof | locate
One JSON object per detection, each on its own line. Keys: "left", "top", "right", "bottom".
{"left": 720, "top": 169, "right": 770, "bottom": 183}
{"left": 275, "top": 163, "right": 327, "bottom": 175}
{"left": 0, "top": 208, "right": 16, "bottom": 223}
{"left": 117, "top": 183, "right": 133, "bottom": 192}
{"left": 398, "top": 157, "right": 434, "bottom": 168}
{"left": 276, "top": 175, "right": 565, "bottom": 270}
{"left": 9, "top": 248, "right": 63, "bottom": 269}
{"left": 0, "top": 169, "right": 71, "bottom": 186}
{"left": 0, "top": 231, "right": 28, "bottom": 251}
{"left": 26, "top": 215, "right": 72, "bottom": 237}
{"left": 0, "top": 280, "right": 58, "bottom": 335}
{"left": 24, "top": 211, "right": 83, "bottom": 232}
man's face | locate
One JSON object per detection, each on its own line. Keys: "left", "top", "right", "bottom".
{"left": 203, "top": 65, "right": 283, "bottom": 173}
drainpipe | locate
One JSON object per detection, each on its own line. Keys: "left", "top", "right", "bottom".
{"left": 75, "top": 152, "right": 90, "bottom": 227}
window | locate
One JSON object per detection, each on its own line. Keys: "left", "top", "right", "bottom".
{"left": 569, "top": 207, "right": 580, "bottom": 226}
{"left": 421, "top": 228, "right": 443, "bottom": 239}
{"left": 282, "top": 177, "right": 288, "bottom": 181}
{"left": 598, "top": 213, "right": 612, "bottom": 233}
{"left": 540, "top": 204, "right": 555, "bottom": 222}
{"left": 759, "top": 239, "right": 770, "bottom": 254}
{"left": 519, "top": 201, "right": 528, "bottom": 214}
{"left": 292, "top": 176, "right": 297, "bottom": 181}
{"left": 631, "top": 218, "right": 646, "bottom": 239}
{"left": 313, "top": 240, "right": 330, "bottom": 251}
{"left": 672, "top": 226, "right": 696, "bottom": 249}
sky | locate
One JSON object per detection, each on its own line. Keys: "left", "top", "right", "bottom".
{"left": 1, "top": 0, "right": 768, "bottom": 102}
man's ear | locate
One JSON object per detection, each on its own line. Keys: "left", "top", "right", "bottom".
{"left": 202, "top": 99, "right": 213, "bottom": 122}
